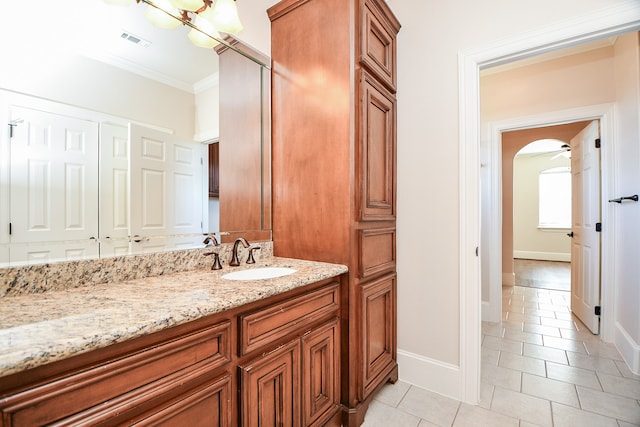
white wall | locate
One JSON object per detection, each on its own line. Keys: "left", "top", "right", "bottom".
{"left": 513, "top": 154, "right": 571, "bottom": 261}
{"left": 613, "top": 32, "right": 640, "bottom": 374}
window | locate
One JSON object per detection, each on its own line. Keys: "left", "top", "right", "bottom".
{"left": 539, "top": 166, "right": 571, "bottom": 228}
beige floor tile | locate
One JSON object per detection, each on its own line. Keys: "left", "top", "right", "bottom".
{"left": 567, "top": 352, "right": 622, "bottom": 376}
{"left": 481, "top": 363, "right": 522, "bottom": 392}
{"left": 482, "top": 347, "right": 500, "bottom": 367}
{"left": 542, "top": 336, "right": 587, "bottom": 354}
{"left": 616, "top": 360, "right": 640, "bottom": 381}
{"left": 503, "top": 329, "right": 543, "bottom": 345}
{"left": 523, "top": 323, "right": 561, "bottom": 337}
{"left": 499, "top": 352, "right": 546, "bottom": 376}
{"left": 482, "top": 335, "right": 523, "bottom": 355}
{"left": 478, "top": 382, "right": 494, "bottom": 409}
{"left": 554, "top": 312, "right": 573, "bottom": 321}
{"left": 538, "top": 302, "right": 570, "bottom": 313}
{"left": 361, "top": 400, "right": 421, "bottom": 427}
{"left": 506, "top": 312, "right": 541, "bottom": 324}
{"left": 519, "top": 422, "right": 546, "bottom": 427}
{"left": 576, "top": 386, "right": 640, "bottom": 424}
{"left": 523, "top": 342, "right": 568, "bottom": 365}
{"left": 551, "top": 402, "right": 619, "bottom": 427}
{"left": 583, "top": 341, "right": 625, "bottom": 361}
{"left": 491, "top": 386, "right": 553, "bottom": 426}
{"left": 452, "top": 402, "right": 518, "bottom": 427}
{"left": 524, "top": 308, "right": 557, "bottom": 319}
{"left": 397, "top": 386, "right": 460, "bottom": 426}
{"left": 521, "top": 373, "right": 579, "bottom": 407}
{"left": 417, "top": 420, "right": 440, "bottom": 427}
{"left": 374, "top": 380, "right": 411, "bottom": 407}
{"left": 502, "top": 320, "right": 524, "bottom": 333}
{"left": 559, "top": 327, "right": 600, "bottom": 343}
{"left": 540, "top": 317, "right": 577, "bottom": 330}
{"left": 546, "top": 362, "right": 602, "bottom": 390}
{"left": 596, "top": 372, "right": 640, "bottom": 400}
{"left": 482, "top": 321, "right": 505, "bottom": 338}
{"left": 617, "top": 421, "right": 640, "bottom": 427}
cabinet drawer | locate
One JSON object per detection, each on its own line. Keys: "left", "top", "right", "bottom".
{"left": 240, "top": 283, "right": 339, "bottom": 355}
{"left": 360, "top": 0, "right": 400, "bottom": 91}
{"left": 0, "top": 320, "right": 231, "bottom": 426}
{"left": 359, "top": 227, "right": 396, "bottom": 279}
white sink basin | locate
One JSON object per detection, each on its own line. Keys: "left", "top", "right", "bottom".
{"left": 221, "top": 267, "right": 297, "bottom": 281}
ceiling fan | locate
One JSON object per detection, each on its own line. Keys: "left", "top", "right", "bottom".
{"left": 550, "top": 143, "right": 571, "bottom": 160}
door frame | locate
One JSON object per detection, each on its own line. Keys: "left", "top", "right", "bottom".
{"left": 484, "top": 108, "right": 614, "bottom": 336}
{"left": 457, "top": 1, "right": 640, "bottom": 404}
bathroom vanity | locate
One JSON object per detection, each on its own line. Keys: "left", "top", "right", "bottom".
{"left": 0, "top": 257, "right": 347, "bottom": 426}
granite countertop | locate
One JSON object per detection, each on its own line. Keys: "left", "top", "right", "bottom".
{"left": 0, "top": 257, "right": 347, "bottom": 377}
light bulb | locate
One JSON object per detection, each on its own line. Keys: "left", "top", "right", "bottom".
{"left": 144, "top": 0, "right": 182, "bottom": 30}
{"left": 211, "top": 0, "right": 243, "bottom": 34}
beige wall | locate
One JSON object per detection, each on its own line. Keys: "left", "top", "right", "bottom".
{"left": 513, "top": 153, "right": 571, "bottom": 260}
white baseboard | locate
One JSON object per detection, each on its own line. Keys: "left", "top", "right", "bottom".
{"left": 502, "top": 272, "right": 515, "bottom": 286}
{"left": 513, "top": 251, "right": 571, "bottom": 262}
{"left": 397, "top": 349, "right": 462, "bottom": 401}
{"left": 615, "top": 322, "right": 640, "bottom": 375}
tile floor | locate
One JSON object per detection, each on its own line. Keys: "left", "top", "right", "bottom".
{"left": 361, "top": 285, "right": 640, "bottom": 426}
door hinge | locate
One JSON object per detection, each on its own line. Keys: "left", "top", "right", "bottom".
{"left": 8, "top": 119, "right": 23, "bottom": 138}
{"left": 595, "top": 222, "right": 602, "bottom": 232}
{"left": 595, "top": 306, "right": 601, "bottom": 316}
{"left": 475, "top": 246, "right": 479, "bottom": 256}
{"left": 595, "top": 138, "right": 601, "bottom": 149}
{"left": 8, "top": 223, "right": 11, "bottom": 235}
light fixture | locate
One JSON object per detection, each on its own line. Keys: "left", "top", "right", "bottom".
{"left": 104, "top": 0, "right": 243, "bottom": 49}
{"left": 210, "top": 0, "right": 243, "bottom": 34}
{"left": 144, "top": 0, "right": 181, "bottom": 30}
{"left": 188, "top": 7, "right": 221, "bottom": 49}
{"left": 168, "top": 0, "right": 205, "bottom": 12}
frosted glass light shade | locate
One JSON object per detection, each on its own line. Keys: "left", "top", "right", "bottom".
{"left": 169, "top": 0, "right": 204, "bottom": 12}
{"left": 145, "top": 0, "right": 181, "bottom": 29}
{"left": 188, "top": 14, "right": 221, "bottom": 48}
{"left": 211, "top": 0, "right": 243, "bottom": 34}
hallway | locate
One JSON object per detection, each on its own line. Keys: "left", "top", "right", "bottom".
{"left": 361, "top": 285, "right": 640, "bottom": 426}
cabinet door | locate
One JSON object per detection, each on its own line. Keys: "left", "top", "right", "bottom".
{"left": 359, "top": 72, "right": 396, "bottom": 221}
{"left": 360, "top": 0, "right": 400, "bottom": 91}
{"left": 240, "top": 339, "right": 300, "bottom": 427}
{"left": 360, "top": 273, "right": 397, "bottom": 398}
{"left": 301, "top": 319, "right": 340, "bottom": 426}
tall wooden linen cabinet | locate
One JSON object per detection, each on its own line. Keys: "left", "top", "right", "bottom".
{"left": 269, "top": 0, "right": 400, "bottom": 425}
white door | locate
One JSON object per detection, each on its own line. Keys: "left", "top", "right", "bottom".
{"left": 128, "top": 123, "right": 204, "bottom": 253}
{"left": 99, "top": 122, "right": 131, "bottom": 257}
{"left": 9, "top": 106, "right": 99, "bottom": 263}
{"left": 570, "top": 120, "right": 601, "bottom": 334}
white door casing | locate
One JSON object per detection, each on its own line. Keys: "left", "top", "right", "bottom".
{"left": 9, "top": 106, "right": 99, "bottom": 263}
{"left": 570, "top": 120, "right": 601, "bottom": 334}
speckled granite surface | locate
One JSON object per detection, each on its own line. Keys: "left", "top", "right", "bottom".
{"left": 0, "top": 242, "right": 274, "bottom": 297}
{"left": 0, "top": 257, "right": 347, "bottom": 377}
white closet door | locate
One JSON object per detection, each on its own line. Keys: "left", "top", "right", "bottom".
{"left": 128, "top": 123, "right": 203, "bottom": 253}
{"left": 99, "top": 122, "right": 131, "bottom": 257}
{"left": 9, "top": 106, "right": 99, "bottom": 263}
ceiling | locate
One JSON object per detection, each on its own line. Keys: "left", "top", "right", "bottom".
{"left": 3, "top": 0, "right": 220, "bottom": 93}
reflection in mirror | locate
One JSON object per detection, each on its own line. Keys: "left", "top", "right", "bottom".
{"left": 0, "top": 0, "right": 271, "bottom": 267}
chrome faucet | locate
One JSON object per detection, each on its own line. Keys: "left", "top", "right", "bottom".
{"left": 229, "top": 237, "right": 250, "bottom": 266}
{"left": 202, "top": 236, "right": 222, "bottom": 270}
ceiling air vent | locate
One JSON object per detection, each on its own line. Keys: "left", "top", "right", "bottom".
{"left": 120, "top": 31, "right": 151, "bottom": 48}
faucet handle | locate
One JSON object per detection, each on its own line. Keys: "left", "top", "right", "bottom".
{"left": 203, "top": 251, "right": 223, "bottom": 270}
{"left": 247, "top": 246, "right": 260, "bottom": 264}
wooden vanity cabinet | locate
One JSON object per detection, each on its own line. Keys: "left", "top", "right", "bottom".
{"left": 0, "top": 277, "right": 342, "bottom": 427}
{"left": 269, "top": 0, "right": 400, "bottom": 425}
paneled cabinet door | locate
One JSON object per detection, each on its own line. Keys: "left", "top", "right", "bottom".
{"left": 240, "top": 340, "right": 300, "bottom": 427}
{"left": 301, "top": 319, "right": 340, "bottom": 426}
{"left": 361, "top": 273, "right": 397, "bottom": 399}
{"left": 359, "top": 71, "right": 396, "bottom": 221}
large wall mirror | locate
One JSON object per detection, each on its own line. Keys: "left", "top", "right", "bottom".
{"left": 0, "top": 0, "right": 271, "bottom": 267}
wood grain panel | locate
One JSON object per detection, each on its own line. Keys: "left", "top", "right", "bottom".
{"left": 360, "top": 0, "right": 401, "bottom": 91}
{"left": 359, "top": 227, "right": 396, "bottom": 279}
